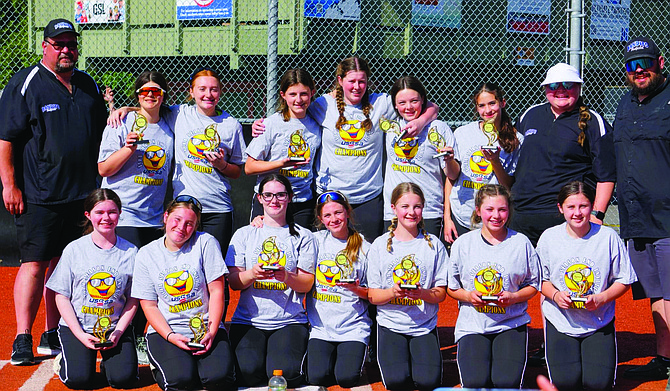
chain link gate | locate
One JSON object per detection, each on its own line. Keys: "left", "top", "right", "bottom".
{"left": 2, "top": 0, "right": 668, "bottom": 233}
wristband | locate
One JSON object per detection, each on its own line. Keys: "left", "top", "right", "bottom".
{"left": 552, "top": 291, "right": 559, "bottom": 302}
{"left": 166, "top": 331, "right": 175, "bottom": 342}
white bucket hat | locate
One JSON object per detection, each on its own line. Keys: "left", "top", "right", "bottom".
{"left": 540, "top": 63, "right": 584, "bottom": 86}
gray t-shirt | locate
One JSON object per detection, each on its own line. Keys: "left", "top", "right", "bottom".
{"left": 46, "top": 235, "right": 137, "bottom": 333}
{"left": 309, "top": 93, "right": 396, "bottom": 204}
{"left": 537, "top": 222, "right": 637, "bottom": 337}
{"left": 450, "top": 121, "right": 523, "bottom": 228}
{"left": 225, "top": 224, "right": 317, "bottom": 330}
{"left": 131, "top": 232, "right": 228, "bottom": 336}
{"left": 383, "top": 119, "right": 457, "bottom": 220}
{"left": 448, "top": 229, "right": 541, "bottom": 342}
{"left": 367, "top": 232, "right": 448, "bottom": 336}
{"left": 245, "top": 112, "right": 322, "bottom": 202}
{"left": 170, "top": 104, "right": 247, "bottom": 213}
{"left": 98, "top": 111, "right": 174, "bottom": 227}
{"left": 306, "top": 230, "right": 372, "bottom": 344}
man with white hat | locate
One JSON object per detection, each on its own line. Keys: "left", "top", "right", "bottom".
{"left": 614, "top": 36, "right": 670, "bottom": 380}
{"left": 0, "top": 18, "right": 107, "bottom": 365}
{"left": 510, "top": 63, "right": 615, "bottom": 246}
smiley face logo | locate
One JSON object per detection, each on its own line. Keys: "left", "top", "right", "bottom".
{"left": 392, "top": 255, "right": 420, "bottom": 285}
{"left": 87, "top": 272, "right": 116, "bottom": 300}
{"left": 164, "top": 270, "right": 194, "bottom": 296}
{"left": 338, "top": 120, "right": 365, "bottom": 142}
{"left": 258, "top": 237, "right": 287, "bottom": 267}
{"left": 188, "top": 134, "right": 214, "bottom": 159}
{"left": 143, "top": 145, "right": 166, "bottom": 171}
{"left": 564, "top": 264, "right": 594, "bottom": 297}
{"left": 288, "top": 130, "right": 311, "bottom": 160}
{"left": 394, "top": 137, "right": 419, "bottom": 160}
{"left": 469, "top": 150, "right": 493, "bottom": 175}
{"left": 316, "top": 259, "right": 341, "bottom": 286}
{"left": 474, "top": 267, "right": 503, "bottom": 296}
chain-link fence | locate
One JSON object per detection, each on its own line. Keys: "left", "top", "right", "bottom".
{"left": 2, "top": 0, "right": 666, "bottom": 236}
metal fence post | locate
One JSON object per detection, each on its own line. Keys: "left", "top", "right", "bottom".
{"left": 267, "top": 0, "right": 279, "bottom": 117}
{"left": 567, "top": 0, "right": 585, "bottom": 72}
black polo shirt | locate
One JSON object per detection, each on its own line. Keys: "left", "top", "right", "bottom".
{"left": 0, "top": 62, "right": 106, "bottom": 205}
{"left": 613, "top": 77, "right": 670, "bottom": 239}
{"left": 512, "top": 102, "right": 616, "bottom": 213}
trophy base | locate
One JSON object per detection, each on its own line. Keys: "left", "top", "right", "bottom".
{"left": 289, "top": 157, "right": 306, "bottom": 162}
{"left": 400, "top": 284, "right": 417, "bottom": 290}
{"left": 571, "top": 297, "right": 587, "bottom": 303}
{"left": 432, "top": 151, "right": 452, "bottom": 159}
{"left": 132, "top": 139, "right": 150, "bottom": 145}
{"left": 482, "top": 295, "right": 500, "bottom": 301}
{"left": 94, "top": 341, "right": 114, "bottom": 348}
{"left": 187, "top": 342, "right": 206, "bottom": 350}
{"left": 262, "top": 265, "right": 280, "bottom": 271}
{"left": 481, "top": 145, "right": 498, "bottom": 151}
{"left": 338, "top": 278, "right": 356, "bottom": 284}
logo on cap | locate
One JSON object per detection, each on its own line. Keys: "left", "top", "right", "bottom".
{"left": 54, "top": 22, "right": 73, "bottom": 30}
{"left": 627, "top": 41, "right": 649, "bottom": 53}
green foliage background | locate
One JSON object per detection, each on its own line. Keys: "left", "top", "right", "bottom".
{"left": 0, "top": 0, "right": 40, "bottom": 88}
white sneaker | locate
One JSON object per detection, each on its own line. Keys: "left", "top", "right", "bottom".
{"left": 136, "top": 336, "right": 149, "bottom": 365}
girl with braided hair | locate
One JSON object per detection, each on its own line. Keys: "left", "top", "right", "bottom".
{"left": 367, "top": 182, "right": 448, "bottom": 390}
{"left": 447, "top": 184, "right": 540, "bottom": 389}
{"left": 510, "top": 63, "right": 615, "bottom": 246}
{"left": 253, "top": 57, "right": 439, "bottom": 241}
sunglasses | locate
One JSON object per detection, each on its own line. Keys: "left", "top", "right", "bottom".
{"left": 174, "top": 195, "right": 202, "bottom": 212}
{"left": 317, "top": 191, "right": 346, "bottom": 205}
{"left": 260, "top": 192, "right": 289, "bottom": 202}
{"left": 45, "top": 40, "right": 78, "bottom": 51}
{"left": 625, "top": 58, "right": 656, "bottom": 72}
{"left": 546, "top": 82, "right": 577, "bottom": 91}
{"left": 136, "top": 86, "right": 165, "bottom": 97}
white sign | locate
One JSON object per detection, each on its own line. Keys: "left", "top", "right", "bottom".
{"left": 507, "top": 0, "right": 550, "bottom": 35}
{"left": 590, "top": 0, "right": 630, "bottom": 41}
{"left": 412, "top": 0, "right": 461, "bottom": 29}
{"left": 75, "top": 0, "right": 125, "bottom": 24}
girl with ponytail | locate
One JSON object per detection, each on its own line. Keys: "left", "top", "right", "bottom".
{"left": 367, "top": 182, "right": 448, "bottom": 390}
{"left": 447, "top": 184, "right": 540, "bottom": 389}
{"left": 305, "top": 190, "right": 371, "bottom": 388}
{"left": 225, "top": 174, "right": 316, "bottom": 388}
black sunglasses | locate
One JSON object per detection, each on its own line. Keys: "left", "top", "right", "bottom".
{"left": 174, "top": 195, "right": 202, "bottom": 212}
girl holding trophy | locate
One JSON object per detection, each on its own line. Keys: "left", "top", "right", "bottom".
{"left": 444, "top": 82, "right": 522, "bottom": 242}
{"left": 305, "top": 190, "right": 371, "bottom": 387}
{"left": 131, "top": 195, "right": 234, "bottom": 390}
{"left": 367, "top": 182, "right": 448, "bottom": 390}
{"left": 447, "top": 184, "right": 540, "bottom": 389}
{"left": 47, "top": 189, "right": 139, "bottom": 389}
{"left": 536, "top": 181, "right": 636, "bottom": 390}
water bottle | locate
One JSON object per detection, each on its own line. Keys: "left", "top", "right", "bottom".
{"left": 268, "top": 369, "right": 287, "bottom": 391}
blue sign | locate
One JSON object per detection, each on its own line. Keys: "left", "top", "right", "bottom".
{"left": 176, "top": 0, "right": 232, "bottom": 20}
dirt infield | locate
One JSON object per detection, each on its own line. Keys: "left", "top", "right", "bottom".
{"left": 0, "top": 266, "right": 666, "bottom": 391}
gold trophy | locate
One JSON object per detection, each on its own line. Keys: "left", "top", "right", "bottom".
{"left": 566, "top": 267, "right": 592, "bottom": 303}
{"left": 335, "top": 251, "right": 355, "bottom": 284}
{"left": 478, "top": 268, "right": 503, "bottom": 302}
{"left": 481, "top": 121, "right": 498, "bottom": 151}
{"left": 93, "top": 314, "right": 114, "bottom": 348}
{"left": 131, "top": 113, "right": 149, "bottom": 145}
{"left": 397, "top": 255, "right": 419, "bottom": 289}
{"left": 427, "top": 127, "right": 452, "bottom": 159}
{"left": 187, "top": 313, "right": 207, "bottom": 350}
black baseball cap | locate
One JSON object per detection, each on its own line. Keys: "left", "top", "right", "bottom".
{"left": 43, "top": 19, "right": 79, "bottom": 39}
{"left": 624, "top": 37, "right": 661, "bottom": 62}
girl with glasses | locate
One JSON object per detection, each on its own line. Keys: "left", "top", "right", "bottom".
{"left": 305, "top": 190, "right": 371, "bottom": 387}
{"left": 510, "top": 63, "right": 616, "bottom": 246}
{"left": 384, "top": 76, "right": 460, "bottom": 238}
{"left": 444, "top": 82, "right": 522, "bottom": 243}
{"left": 131, "top": 195, "right": 234, "bottom": 390}
{"left": 537, "top": 181, "right": 636, "bottom": 390}
{"left": 245, "top": 68, "right": 321, "bottom": 228}
{"left": 225, "top": 174, "right": 316, "bottom": 387}
{"left": 47, "top": 189, "right": 138, "bottom": 389}
{"left": 368, "top": 182, "right": 448, "bottom": 390}
{"left": 98, "top": 71, "right": 174, "bottom": 362}
{"left": 447, "top": 184, "right": 540, "bottom": 389}
{"left": 253, "top": 57, "right": 439, "bottom": 241}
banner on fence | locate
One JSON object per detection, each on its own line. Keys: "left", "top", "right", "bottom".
{"left": 589, "top": 0, "right": 630, "bottom": 41}
{"left": 506, "top": 0, "right": 550, "bottom": 34}
{"left": 305, "top": 0, "right": 360, "bottom": 20}
{"left": 75, "top": 0, "right": 125, "bottom": 23}
{"left": 176, "top": 0, "right": 232, "bottom": 20}
{"left": 412, "top": 0, "right": 461, "bottom": 28}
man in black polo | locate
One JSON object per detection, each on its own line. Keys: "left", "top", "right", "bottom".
{"left": 614, "top": 36, "right": 670, "bottom": 380}
{"left": 0, "top": 19, "right": 106, "bottom": 365}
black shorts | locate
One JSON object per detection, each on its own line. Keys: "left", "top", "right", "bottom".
{"left": 15, "top": 201, "right": 85, "bottom": 262}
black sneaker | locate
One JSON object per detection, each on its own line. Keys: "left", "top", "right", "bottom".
{"left": 37, "top": 328, "right": 61, "bottom": 356}
{"left": 11, "top": 334, "right": 34, "bottom": 366}
{"left": 624, "top": 357, "right": 670, "bottom": 380}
